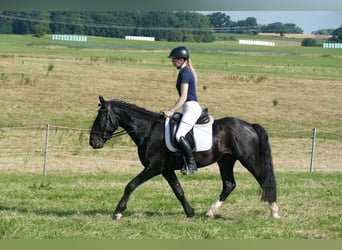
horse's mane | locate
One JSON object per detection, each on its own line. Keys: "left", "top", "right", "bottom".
{"left": 110, "top": 99, "right": 160, "bottom": 117}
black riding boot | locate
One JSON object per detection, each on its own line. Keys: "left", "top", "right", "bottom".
{"left": 178, "top": 136, "right": 197, "bottom": 175}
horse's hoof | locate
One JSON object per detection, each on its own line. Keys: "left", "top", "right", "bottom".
{"left": 272, "top": 213, "right": 281, "bottom": 219}
{"left": 269, "top": 202, "right": 281, "bottom": 219}
{"left": 205, "top": 215, "right": 214, "bottom": 220}
{"left": 205, "top": 211, "right": 214, "bottom": 219}
{"left": 113, "top": 213, "right": 122, "bottom": 220}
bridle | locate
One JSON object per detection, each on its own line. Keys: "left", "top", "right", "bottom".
{"left": 93, "top": 106, "right": 132, "bottom": 140}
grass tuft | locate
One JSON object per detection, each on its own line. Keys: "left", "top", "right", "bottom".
{"left": 46, "top": 63, "right": 54, "bottom": 76}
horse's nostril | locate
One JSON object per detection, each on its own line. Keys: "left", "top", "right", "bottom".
{"left": 89, "top": 135, "right": 103, "bottom": 149}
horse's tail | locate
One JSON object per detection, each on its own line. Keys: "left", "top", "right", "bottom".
{"left": 252, "top": 124, "right": 277, "bottom": 202}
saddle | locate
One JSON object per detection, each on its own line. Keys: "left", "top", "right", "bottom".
{"left": 171, "top": 108, "right": 210, "bottom": 125}
{"left": 166, "top": 108, "right": 213, "bottom": 152}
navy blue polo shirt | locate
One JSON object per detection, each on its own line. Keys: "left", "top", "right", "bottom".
{"left": 176, "top": 66, "right": 198, "bottom": 102}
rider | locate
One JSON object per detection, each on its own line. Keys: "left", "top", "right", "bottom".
{"left": 163, "top": 46, "right": 202, "bottom": 174}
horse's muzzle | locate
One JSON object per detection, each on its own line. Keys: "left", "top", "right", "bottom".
{"left": 89, "top": 135, "right": 104, "bottom": 149}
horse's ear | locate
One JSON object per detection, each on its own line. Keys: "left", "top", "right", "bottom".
{"left": 99, "top": 95, "right": 105, "bottom": 105}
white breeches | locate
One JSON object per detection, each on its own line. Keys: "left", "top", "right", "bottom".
{"left": 175, "top": 101, "right": 202, "bottom": 141}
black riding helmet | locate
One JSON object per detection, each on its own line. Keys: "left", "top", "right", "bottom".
{"left": 168, "top": 46, "right": 190, "bottom": 59}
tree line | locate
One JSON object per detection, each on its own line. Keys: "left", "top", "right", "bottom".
{"left": 0, "top": 11, "right": 340, "bottom": 42}
{"left": 1, "top": 11, "right": 216, "bottom": 42}
{"left": 207, "top": 12, "right": 304, "bottom": 35}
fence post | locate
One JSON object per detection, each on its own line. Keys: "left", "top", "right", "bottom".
{"left": 43, "top": 124, "right": 50, "bottom": 176}
{"left": 310, "top": 127, "right": 316, "bottom": 173}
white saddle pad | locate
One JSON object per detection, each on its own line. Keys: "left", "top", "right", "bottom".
{"left": 165, "top": 116, "right": 214, "bottom": 152}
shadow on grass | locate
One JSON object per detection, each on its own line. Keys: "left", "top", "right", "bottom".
{"left": 0, "top": 205, "right": 182, "bottom": 219}
{"left": 0, "top": 205, "right": 236, "bottom": 221}
{"left": 0, "top": 205, "right": 110, "bottom": 217}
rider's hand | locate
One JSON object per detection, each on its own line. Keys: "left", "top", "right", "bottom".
{"left": 163, "top": 110, "right": 174, "bottom": 118}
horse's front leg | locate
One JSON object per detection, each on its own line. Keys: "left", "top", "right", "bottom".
{"left": 113, "top": 167, "right": 160, "bottom": 220}
{"left": 162, "top": 169, "right": 195, "bottom": 218}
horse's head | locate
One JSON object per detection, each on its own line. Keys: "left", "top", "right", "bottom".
{"left": 89, "top": 96, "right": 120, "bottom": 149}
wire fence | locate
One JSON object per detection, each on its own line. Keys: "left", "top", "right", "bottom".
{"left": 0, "top": 125, "right": 341, "bottom": 175}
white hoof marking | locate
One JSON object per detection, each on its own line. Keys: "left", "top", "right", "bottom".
{"left": 205, "top": 200, "right": 223, "bottom": 218}
{"left": 115, "top": 213, "right": 122, "bottom": 220}
{"left": 269, "top": 202, "right": 281, "bottom": 219}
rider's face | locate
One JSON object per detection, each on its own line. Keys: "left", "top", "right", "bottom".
{"left": 171, "top": 58, "right": 184, "bottom": 68}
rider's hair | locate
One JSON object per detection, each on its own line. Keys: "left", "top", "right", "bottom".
{"left": 186, "top": 58, "right": 198, "bottom": 86}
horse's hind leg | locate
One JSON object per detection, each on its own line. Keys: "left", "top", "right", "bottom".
{"left": 240, "top": 158, "right": 280, "bottom": 219}
{"left": 250, "top": 124, "right": 280, "bottom": 218}
{"left": 205, "top": 155, "right": 236, "bottom": 218}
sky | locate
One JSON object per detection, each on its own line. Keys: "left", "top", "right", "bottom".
{"left": 202, "top": 11, "right": 342, "bottom": 34}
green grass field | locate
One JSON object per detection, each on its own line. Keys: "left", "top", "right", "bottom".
{"left": 0, "top": 172, "right": 341, "bottom": 239}
{"left": 0, "top": 34, "right": 341, "bottom": 239}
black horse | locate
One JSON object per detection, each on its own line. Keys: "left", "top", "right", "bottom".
{"left": 89, "top": 96, "right": 280, "bottom": 220}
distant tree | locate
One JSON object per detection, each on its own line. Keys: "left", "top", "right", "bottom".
{"left": 312, "top": 29, "right": 335, "bottom": 35}
{"left": 260, "top": 22, "right": 303, "bottom": 35}
{"left": 206, "top": 13, "right": 259, "bottom": 34}
{"left": 283, "top": 23, "right": 303, "bottom": 34}
{"left": 260, "top": 22, "right": 285, "bottom": 34}
{"left": 301, "top": 38, "right": 318, "bottom": 46}
{"left": 32, "top": 24, "right": 47, "bottom": 37}
{"left": 245, "top": 17, "right": 257, "bottom": 27}
{"left": 168, "top": 30, "right": 184, "bottom": 42}
{"left": 207, "top": 12, "right": 231, "bottom": 31}
{"left": 49, "top": 11, "right": 85, "bottom": 35}
{"left": 235, "top": 17, "right": 259, "bottom": 34}
{"left": 12, "top": 12, "right": 32, "bottom": 34}
{"left": 328, "top": 26, "right": 342, "bottom": 42}
{"left": 172, "top": 12, "right": 214, "bottom": 42}
{"left": 0, "top": 11, "right": 13, "bottom": 33}
{"left": 31, "top": 11, "right": 50, "bottom": 37}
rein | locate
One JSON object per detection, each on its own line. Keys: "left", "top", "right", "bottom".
{"left": 110, "top": 129, "right": 134, "bottom": 138}
{"left": 90, "top": 128, "right": 134, "bottom": 139}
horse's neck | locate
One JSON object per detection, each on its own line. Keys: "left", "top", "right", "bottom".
{"left": 119, "top": 109, "right": 142, "bottom": 130}
{"left": 117, "top": 104, "right": 156, "bottom": 145}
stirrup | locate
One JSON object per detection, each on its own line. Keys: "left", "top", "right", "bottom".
{"left": 181, "top": 162, "right": 197, "bottom": 175}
